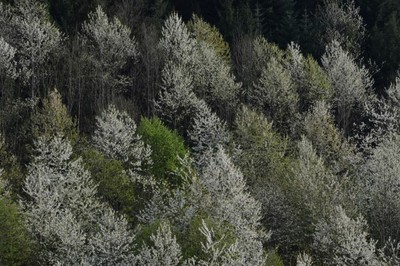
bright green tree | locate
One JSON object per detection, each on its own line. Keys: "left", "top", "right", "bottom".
{"left": 302, "top": 55, "right": 333, "bottom": 109}
{"left": 234, "top": 106, "right": 293, "bottom": 197}
{"left": 137, "top": 117, "right": 188, "bottom": 187}
{"left": 284, "top": 43, "right": 333, "bottom": 112}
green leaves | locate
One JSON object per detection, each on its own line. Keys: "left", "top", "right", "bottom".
{"left": 31, "top": 89, "right": 78, "bottom": 144}
{"left": 253, "top": 57, "right": 299, "bottom": 134}
{"left": 0, "top": 196, "right": 35, "bottom": 265}
{"left": 188, "top": 15, "right": 231, "bottom": 65}
{"left": 138, "top": 117, "right": 188, "bottom": 187}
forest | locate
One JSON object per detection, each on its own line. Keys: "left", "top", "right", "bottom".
{"left": 2, "top": 0, "right": 400, "bottom": 265}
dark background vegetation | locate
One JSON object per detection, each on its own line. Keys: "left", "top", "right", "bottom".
{"left": 35, "top": 0, "right": 400, "bottom": 91}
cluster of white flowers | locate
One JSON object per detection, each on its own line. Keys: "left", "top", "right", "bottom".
{"left": 322, "top": 40, "right": 373, "bottom": 133}
{"left": 0, "top": 0, "right": 62, "bottom": 88}
{"left": 93, "top": 105, "right": 152, "bottom": 172}
{"left": 24, "top": 135, "right": 136, "bottom": 264}
{"left": 82, "top": 6, "right": 138, "bottom": 76}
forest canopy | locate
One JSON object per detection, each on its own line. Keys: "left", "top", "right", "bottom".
{"left": 1, "top": 0, "right": 400, "bottom": 265}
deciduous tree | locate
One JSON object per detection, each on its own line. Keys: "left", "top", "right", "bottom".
{"left": 317, "top": 0, "right": 365, "bottom": 55}
{"left": 93, "top": 104, "right": 152, "bottom": 175}
{"left": 313, "top": 206, "right": 378, "bottom": 265}
{"left": 0, "top": 0, "right": 62, "bottom": 96}
{"left": 322, "top": 40, "right": 373, "bottom": 135}
{"left": 81, "top": 5, "right": 139, "bottom": 108}
{"left": 24, "top": 135, "right": 135, "bottom": 264}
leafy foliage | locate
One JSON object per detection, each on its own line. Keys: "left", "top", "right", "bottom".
{"left": 81, "top": 149, "right": 137, "bottom": 221}
{"left": 253, "top": 56, "right": 299, "bottom": 135}
{"left": 0, "top": 165, "right": 35, "bottom": 266}
{"left": 0, "top": 196, "right": 35, "bottom": 265}
{"left": 2, "top": 1, "right": 400, "bottom": 264}
{"left": 188, "top": 15, "right": 231, "bottom": 65}
{"left": 31, "top": 89, "right": 78, "bottom": 143}
{"left": 304, "top": 101, "right": 355, "bottom": 174}
{"left": 290, "top": 50, "right": 334, "bottom": 112}
{"left": 233, "top": 105, "right": 293, "bottom": 226}
{"left": 138, "top": 117, "right": 188, "bottom": 187}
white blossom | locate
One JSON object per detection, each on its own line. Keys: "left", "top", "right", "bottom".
{"left": 82, "top": 6, "right": 138, "bottom": 73}
{"left": 359, "top": 134, "right": 400, "bottom": 243}
{"left": 285, "top": 42, "right": 306, "bottom": 86}
{"left": 5, "top": 0, "right": 62, "bottom": 87}
{"left": 159, "top": 13, "right": 197, "bottom": 66}
{"left": 195, "top": 220, "right": 244, "bottom": 266}
{"left": 87, "top": 208, "right": 136, "bottom": 265}
{"left": 322, "top": 40, "right": 373, "bottom": 134}
{"left": 198, "top": 147, "right": 267, "bottom": 265}
{"left": 156, "top": 61, "right": 197, "bottom": 128}
{"left": 293, "top": 137, "right": 351, "bottom": 219}
{"left": 137, "top": 222, "right": 182, "bottom": 266}
{"left": 139, "top": 147, "right": 267, "bottom": 265}
{"left": 313, "top": 206, "right": 378, "bottom": 265}
{"left": 318, "top": 0, "right": 365, "bottom": 54}
{"left": 93, "top": 104, "right": 152, "bottom": 174}
{"left": 188, "top": 100, "right": 231, "bottom": 169}
{"left": 159, "top": 13, "right": 240, "bottom": 116}
{"left": 24, "top": 135, "right": 135, "bottom": 265}
{"left": 0, "top": 37, "right": 17, "bottom": 78}
{"left": 387, "top": 76, "right": 400, "bottom": 108}
{"left": 296, "top": 252, "right": 313, "bottom": 266}
{"left": 192, "top": 42, "right": 241, "bottom": 111}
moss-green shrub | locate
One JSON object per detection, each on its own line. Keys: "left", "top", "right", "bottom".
{"left": 265, "top": 249, "right": 285, "bottom": 266}
{"left": 82, "top": 149, "right": 136, "bottom": 221}
{"left": 0, "top": 196, "right": 36, "bottom": 265}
